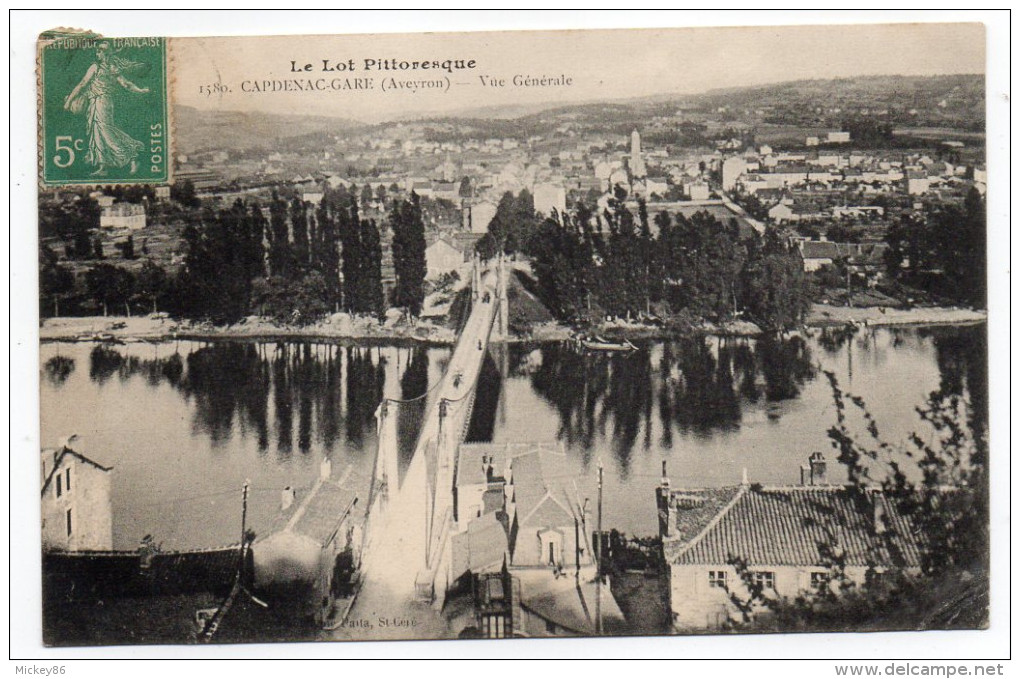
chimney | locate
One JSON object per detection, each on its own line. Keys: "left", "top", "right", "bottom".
{"left": 809, "top": 452, "right": 827, "bottom": 486}
{"left": 870, "top": 487, "right": 888, "bottom": 535}
{"left": 655, "top": 460, "right": 675, "bottom": 539}
{"left": 320, "top": 457, "right": 332, "bottom": 481}
{"left": 800, "top": 465, "right": 811, "bottom": 486}
{"left": 281, "top": 486, "right": 295, "bottom": 511}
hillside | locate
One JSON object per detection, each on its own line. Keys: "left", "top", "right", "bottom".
{"left": 173, "top": 105, "right": 364, "bottom": 155}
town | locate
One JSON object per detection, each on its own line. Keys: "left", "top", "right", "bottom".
{"left": 38, "top": 73, "right": 988, "bottom": 644}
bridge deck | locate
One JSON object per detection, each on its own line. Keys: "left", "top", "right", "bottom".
{"left": 334, "top": 266, "right": 502, "bottom": 637}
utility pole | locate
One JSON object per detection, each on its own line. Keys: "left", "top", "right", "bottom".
{"left": 596, "top": 461, "right": 603, "bottom": 636}
{"left": 241, "top": 479, "right": 250, "bottom": 548}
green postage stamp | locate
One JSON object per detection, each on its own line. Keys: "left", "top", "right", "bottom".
{"left": 39, "top": 33, "right": 169, "bottom": 186}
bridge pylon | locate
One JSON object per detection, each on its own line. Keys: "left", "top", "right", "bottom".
{"left": 496, "top": 252, "right": 509, "bottom": 339}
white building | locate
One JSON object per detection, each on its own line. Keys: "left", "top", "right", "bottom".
{"left": 827, "top": 131, "right": 851, "bottom": 143}
{"left": 425, "top": 238, "right": 467, "bottom": 279}
{"left": 721, "top": 156, "right": 746, "bottom": 191}
{"left": 685, "top": 181, "right": 710, "bottom": 201}
{"left": 657, "top": 455, "right": 922, "bottom": 630}
{"left": 100, "top": 203, "right": 146, "bottom": 230}
{"left": 905, "top": 172, "right": 931, "bottom": 196}
{"left": 467, "top": 201, "right": 498, "bottom": 234}
{"left": 532, "top": 183, "right": 566, "bottom": 217}
{"left": 41, "top": 441, "right": 112, "bottom": 552}
{"left": 629, "top": 129, "right": 646, "bottom": 178}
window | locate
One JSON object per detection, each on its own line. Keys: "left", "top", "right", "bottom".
{"left": 56, "top": 474, "right": 62, "bottom": 498}
{"left": 810, "top": 571, "right": 829, "bottom": 590}
{"left": 708, "top": 570, "right": 728, "bottom": 588}
{"left": 753, "top": 571, "right": 776, "bottom": 590}
{"left": 482, "top": 614, "right": 506, "bottom": 639}
{"left": 66, "top": 509, "right": 72, "bottom": 537}
{"left": 65, "top": 468, "right": 71, "bottom": 492}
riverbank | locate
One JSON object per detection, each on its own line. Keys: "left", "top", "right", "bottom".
{"left": 39, "top": 303, "right": 986, "bottom": 346}
{"left": 39, "top": 313, "right": 458, "bottom": 345}
{"left": 806, "top": 304, "right": 987, "bottom": 328}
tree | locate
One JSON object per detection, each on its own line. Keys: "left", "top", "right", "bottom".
{"left": 267, "top": 192, "right": 294, "bottom": 279}
{"left": 177, "top": 205, "right": 254, "bottom": 322}
{"left": 726, "top": 373, "right": 988, "bottom": 632}
{"left": 359, "top": 219, "right": 385, "bottom": 318}
{"left": 739, "top": 228, "right": 809, "bottom": 331}
{"left": 171, "top": 179, "right": 201, "bottom": 209}
{"left": 85, "top": 263, "right": 135, "bottom": 316}
{"left": 390, "top": 192, "right": 427, "bottom": 316}
{"left": 39, "top": 245, "right": 75, "bottom": 317}
{"left": 290, "top": 197, "right": 310, "bottom": 269}
{"left": 114, "top": 234, "right": 136, "bottom": 259}
{"left": 134, "top": 259, "right": 169, "bottom": 313}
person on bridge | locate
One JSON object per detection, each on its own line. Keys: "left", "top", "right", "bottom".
{"left": 477, "top": 340, "right": 482, "bottom": 350}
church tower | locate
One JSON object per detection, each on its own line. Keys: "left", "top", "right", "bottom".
{"left": 630, "top": 129, "right": 646, "bottom": 178}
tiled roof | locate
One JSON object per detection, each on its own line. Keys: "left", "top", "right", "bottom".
{"left": 800, "top": 241, "right": 840, "bottom": 260}
{"left": 509, "top": 447, "right": 576, "bottom": 528}
{"left": 456, "top": 442, "right": 509, "bottom": 488}
{"left": 667, "top": 485, "right": 922, "bottom": 568}
{"left": 274, "top": 480, "right": 358, "bottom": 545}
{"left": 451, "top": 512, "right": 509, "bottom": 577}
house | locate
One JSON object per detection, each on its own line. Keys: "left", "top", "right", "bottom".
{"left": 685, "top": 180, "right": 711, "bottom": 201}
{"left": 643, "top": 176, "right": 670, "bottom": 198}
{"left": 905, "top": 171, "right": 931, "bottom": 196}
{"left": 252, "top": 458, "right": 359, "bottom": 624}
{"left": 768, "top": 202, "right": 795, "bottom": 223}
{"left": 721, "top": 156, "right": 746, "bottom": 191}
{"left": 827, "top": 131, "right": 851, "bottom": 144}
{"left": 655, "top": 455, "right": 923, "bottom": 630}
{"left": 432, "top": 182, "right": 460, "bottom": 203}
{"left": 449, "top": 442, "right": 625, "bottom": 636}
{"left": 465, "top": 200, "right": 498, "bottom": 234}
{"left": 425, "top": 237, "right": 467, "bottom": 279}
{"left": 100, "top": 203, "right": 146, "bottom": 230}
{"left": 798, "top": 240, "right": 840, "bottom": 271}
{"left": 41, "top": 439, "right": 113, "bottom": 552}
{"left": 533, "top": 183, "right": 566, "bottom": 217}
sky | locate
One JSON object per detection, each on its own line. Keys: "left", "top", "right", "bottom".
{"left": 170, "top": 22, "right": 985, "bottom": 123}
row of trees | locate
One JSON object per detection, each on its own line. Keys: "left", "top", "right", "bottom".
{"left": 884, "top": 186, "right": 986, "bottom": 308}
{"left": 41, "top": 185, "right": 429, "bottom": 324}
{"left": 526, "top": 194, "right": 810, "bottom": 332}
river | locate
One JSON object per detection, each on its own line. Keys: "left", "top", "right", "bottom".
{"left": 39, "top": 325, "right": 985, "bottom": 550}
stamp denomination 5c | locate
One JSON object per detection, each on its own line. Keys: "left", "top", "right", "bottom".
{"left": 39, "top": 33, "right": 169, "bottom": 186}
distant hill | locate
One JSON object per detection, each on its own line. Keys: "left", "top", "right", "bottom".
{"left": 173, "top": 105, "right": 364, "bottom": 155}
{"left": 685, "top": 74, "right": 984, "bottom": 121}
{"left": 422, "top": 74, "right": 985, "bottom": 127}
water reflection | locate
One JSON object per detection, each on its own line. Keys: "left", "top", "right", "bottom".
{"left": 85, "top": 341, "right": 393, "bottom": 458}
{"left": 525, "top": 335, "right": 817, "bottom": 472}
{"left": 43, "top": 356, "right": 75, "bottom": 386}
{"left": 50, "top": 324, "right": 986, "bottom": 542}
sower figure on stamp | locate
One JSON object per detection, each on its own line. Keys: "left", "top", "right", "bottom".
{"left": 63, "top": 41, "right": 149, "bottom": 176}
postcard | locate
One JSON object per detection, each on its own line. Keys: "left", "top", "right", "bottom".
{"left": 34, "top": 21, "right": 990, "bottom": 647}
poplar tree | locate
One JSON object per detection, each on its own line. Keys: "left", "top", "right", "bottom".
{"left": 391, "top": 192, "right": 427, "bottom": 316}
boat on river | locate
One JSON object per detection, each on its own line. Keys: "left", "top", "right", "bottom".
{"left": 577, "top": 335, "right": 638, "bottom": 352}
